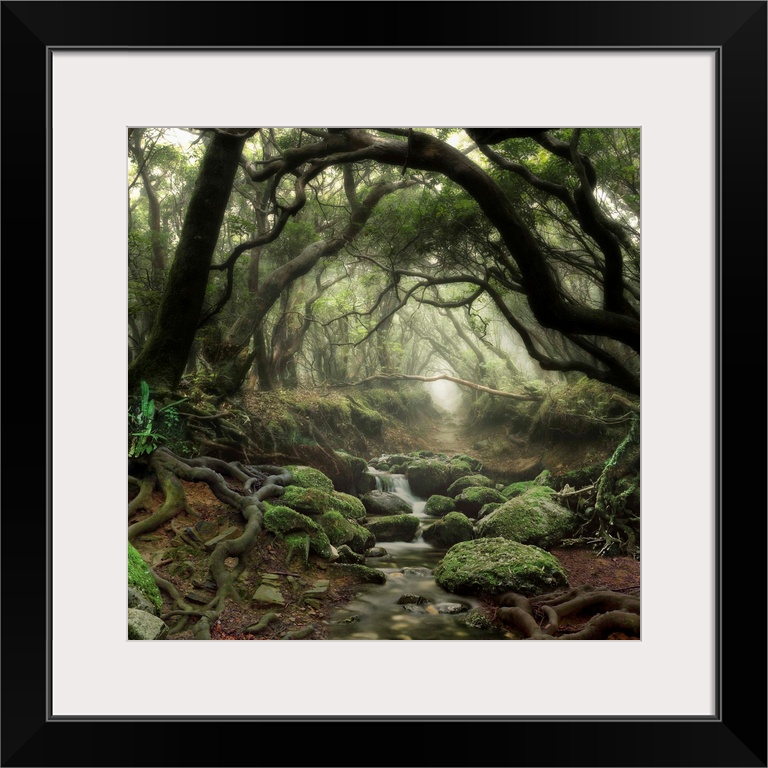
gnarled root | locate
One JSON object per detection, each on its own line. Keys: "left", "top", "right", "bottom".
{"left": 497, "top": 588, "right": 640, "bottom": 640}
{"left": 130, "top": 448, "right": 292, "bottom": 639}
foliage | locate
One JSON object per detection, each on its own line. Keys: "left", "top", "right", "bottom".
{"left": 128, "top": 380, "right": 186, "bottom": 457}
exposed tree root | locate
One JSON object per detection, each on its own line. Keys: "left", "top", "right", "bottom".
{"left": 130, "top": 447, "right": 291, "bottom": 639}
{"left": 497, "top": 587, "right": 640, "bottom": 640}
{"left": 128, "top": 473, "right": 157, "bottom": 518}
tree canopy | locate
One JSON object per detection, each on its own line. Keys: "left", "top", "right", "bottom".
{"left": 129, "top": 127, "right": 640, "bottom": 397}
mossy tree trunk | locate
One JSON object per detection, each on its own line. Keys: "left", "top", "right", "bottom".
{"left": 128, "top": 130, "right": 252, "bottom": 393}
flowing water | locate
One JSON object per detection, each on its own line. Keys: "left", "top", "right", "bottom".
{"left": 329, "top": 469, "right": 508, "bottom": 640}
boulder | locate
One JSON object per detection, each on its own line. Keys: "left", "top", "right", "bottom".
{"left": 285, "top": 465, "right": 335, "bottom": 493}
{"left": 446, "top": 474, "right": 495, "bottom": 497}
{"left": 422, "top": 512, "right": 475, "bottom": 547}
{"left": 434, "top": 537, "right": 568, "bottom": 596}
{"left": 475, "top": 487, "right": 577, "bottom": 549}
{"left": 406, "top": 459, "right": 450, "bottom": 497}
{"left": 454, "top": 486, "right": 507, "bottom": 517}
{"left": 128, "top": 608, "right": 168, "bottom": 640}
{"left": 365, "top": 514, "right": 420, "bottom": 542}
{"left": 263, "top": 506, "right": 334, "bottom": 559}
{"left": 424, "top": 495, "right": 456, "bottom": 517}
{"left": 275, "top": 486, "right": 365, "bottom": 520}
{"left": 317, "top": 511, "right": 375, "bottom": 553}
{"left": 361, "top": 490, "right": 412, "bottom": 516}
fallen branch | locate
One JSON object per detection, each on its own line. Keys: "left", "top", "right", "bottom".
{"left": 333, "top": 373, "right": 541, "bottom": 401}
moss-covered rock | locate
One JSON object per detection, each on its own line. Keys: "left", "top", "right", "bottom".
{"left": 422, "top": 512, "right": 475, "bottom": 547}
{"left": 425, "top": 494, "right": 456, "bottom": 517}
{"left": 332, "top": 492, "right": 367, "bottom": 520}
{"left": 447, "top": 459, "right": 474, "bottom": 482}
{"left": 446, "top": 474, "right": 495, "bottom": 497}
{"left": 406, "top": 459, "right": 450, "bottom": 498}
{"left": 454, "top": 486, "right": 508, "bottom": 517}
{"left": 263, "top": 506, "right": 334, "bottom": 559}
{"left": 475, "top": 487, "right": 576, "bottom": 549}
{"left": 477, "top": 502, "right": 501, "bottom": 520}
{"left": 500, "top": 481, "right": 536, "bottom": 499}
{"left": 275, "top": 486, "right": 365, "bottom": 520}
{"left": 365, "top": 514, "right": 421, "bottom": 542}
{"left": 318, "top": 511, "right": 375, "bottom": 553}
{"left": 128, "top": 542, "right": 162, "bottom": 613}
{"left": 277, "top": 485, "right": 335, "bottom": 515}
{"left": 433, "top": 537, "right": 568, "bottom": 596}
{"left": 285, "top": 465, "right": 334, "bottom": 493}
{"left": 335, "top": 450, "right": 376, "bottom": 494}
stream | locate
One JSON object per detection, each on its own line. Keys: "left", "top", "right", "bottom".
{"left": 329, "top": 470, "right": 508, "bottom": 640}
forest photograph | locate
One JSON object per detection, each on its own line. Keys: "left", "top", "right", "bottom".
{"left": 127, "top": 126, "right": 641, "bottom": 642}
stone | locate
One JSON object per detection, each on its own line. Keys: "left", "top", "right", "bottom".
{"left": 128, "top": 608, "right": 168, "bottom": 640}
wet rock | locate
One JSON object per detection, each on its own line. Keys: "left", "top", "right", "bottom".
{"left": 425, "top": 494, "right": 456, "bottom": 517}
{"left": 361, "top": 490, "right": 412, "bottom": 516}
{"left": 336, "top": 544, "right": 365, "bottom": 564}
{"left": 400, "top": 567, "right": 432, "bottom": 577}
{"left": 330, "top": 563, "right": 387, "bottom": 584}
{"left": 397, "top": 594, "right": 431, "bottom": 605}
{"left": 434, "top": 602, "right": 470, "bottom": 614}
{"left": 365, "top": 546, "right": 388, "bottom": 558}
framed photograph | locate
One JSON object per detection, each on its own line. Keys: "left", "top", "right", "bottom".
{"left": 6, "top": 1, "right": 765, "bottom": 765}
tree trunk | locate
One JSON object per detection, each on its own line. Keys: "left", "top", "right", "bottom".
{"left": 128, "top": 131, "right": 249, "bottom": 392}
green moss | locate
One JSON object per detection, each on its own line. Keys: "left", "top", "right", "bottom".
{"left": 425, "top": 494, "right": 456, "bottom": 517}
{"left": 447, "top": 459, "right": 473, "bottom": 482}
{"left": 284, "top": 532, "right": 311, "bottom": 569}
{"left": 317, "top": 511, "right": 373, "bottom": 552}
{"left": 365, "top": 514, "right": 420, "bottom": 542}
{"left": 422, "top": 512, "right": 475, "bottom": 547}
{"left": 455, "top": 486, "right": 508, "bottom": 516}
{"left": 406, "top": 459, "right": 450, "bottom": 497}
{"left": 285, "top": 465, "right": 334, "bottom": 493}
{"left": 332, "top": 492, "right": 366, "bottom": 520}
{"left": 447, "top": 474, "right": 494, "bottom": 497}
{"left": 350, "top": 403, "right": 384, "bottom": 436}
{"left": 128, "top": 542, "right": 162, "bottom": 612}
{"left": 334, "top": 450, "right": 368, "bottom": 478}
{"left": 277, "top": 485, "right": 335, "bottom": 515}
{"left": 433, "top": 537, "right": 568, "bottom": 596}
{"left": 263, "top": 506, "right": 334, "bottom": 560}
{"left": 501, "top": 481, "right": 535, "bottom": 499}
{"left": 475, "top": 487, "right": 574, "bottom": 549}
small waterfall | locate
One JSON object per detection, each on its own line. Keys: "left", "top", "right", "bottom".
{"left": 368, "top": 468, "right": 426, "bottom": 516}
{"left": 329, "top": 466, "right": 507, "bottom": 639}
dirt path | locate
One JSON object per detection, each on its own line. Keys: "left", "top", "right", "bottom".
{"left": 427, "top": 412, "right": 467, "bottom": 454}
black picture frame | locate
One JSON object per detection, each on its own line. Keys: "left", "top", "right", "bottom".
{"left": 3, "top": 2, "right": 765, "bottom": 766}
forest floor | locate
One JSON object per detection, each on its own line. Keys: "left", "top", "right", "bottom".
{"left": 133, "top": 399, "right": 639, "bottom": 640}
